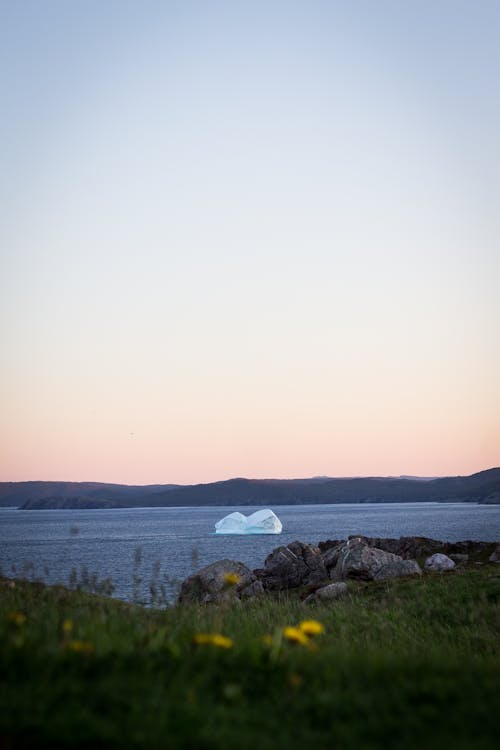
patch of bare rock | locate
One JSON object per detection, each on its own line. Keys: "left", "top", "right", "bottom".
{"left": 178, "top": 559, "right": 264, "bottom": 604}
{"left": 424, "top": 553, "right": 455, "bottom": 571}
{"left": 178, "top": 536, "right": 499, "bottom": 604}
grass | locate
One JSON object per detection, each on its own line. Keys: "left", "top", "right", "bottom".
{"left": 1, "top": 566, "right": 499, "bottom": 749}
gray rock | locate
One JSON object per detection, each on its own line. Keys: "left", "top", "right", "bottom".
{"left": 424, "top": 553, "right": 456, "bottom": 571}
{"left": 178, "top": 559, "right": 262, "bottom": 604}
{"left": 256, "top": 540, "right": 327, "bottom": 590}
{"left": 239, "top": 580, "right": 265, "bottom": 598}
{"left": 329, "top": 538, "right": 421, "bottom": 581}
{"left": 489, "top": 546, "right": 500, "bottom": 563}
{"left": 374, "top": 559, "right": 422, "bottom": 580}
{"left": 322, "top": 543, "right": 345, "bottom": 572}
{"left": 350, "top": 535, "right": 443, "bottom": 560}
{"left": 304, "top": 582, "right": 349, "bottom": 604}
{"left": 319, "top": 536, "right": 494, "bottom": 560}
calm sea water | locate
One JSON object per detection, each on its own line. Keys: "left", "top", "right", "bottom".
{"left": 1, "top": 503, "right": 499, "bottom": 603}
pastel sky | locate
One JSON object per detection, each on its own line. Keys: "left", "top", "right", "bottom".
{"left": 1, "top": 0, "right": 499, "bottom": 484}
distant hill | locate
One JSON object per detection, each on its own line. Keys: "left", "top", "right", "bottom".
{"left": 0, "top": 481, "right": 180, "bottom": 508}
{"left": 2, "top": 468, "right": 499, "bottom": 509}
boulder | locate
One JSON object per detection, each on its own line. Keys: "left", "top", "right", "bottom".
{"left": 239, "top": 580, "right": 265, "bottom": 598}
{"left": 350, "top": 535, "right": 444, "bottom": 560}
{"left": 374, "top": 559, "right": 422, "bottom": 579}
{"left": 322, "top": 542, "right": 345, "bottom": 572}
{"left": 424, "top": 553, "right": 455, "bottom": 572}
{"left": 303, "top": 582, "right": 349, "bottom": 604}
{"left": 319, "top": 536, "right": 494, "bottom": 561}
{"left": 178, "top": 559, "right": 263, "bottom": 604}
{"left": 255, "top": 540, "right": 327, "bottom": 590}
{"left": 489, "top": 546, "right": 500, "bottom": 563}
{"left": 329, "top": 538, "right": 421, "bottom": 581}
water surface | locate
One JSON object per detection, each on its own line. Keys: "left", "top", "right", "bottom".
{"left": 1, "top": 503, "right": 498, "bottom": 602}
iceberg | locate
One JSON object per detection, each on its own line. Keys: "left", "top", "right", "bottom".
{"left": 215, "top": 508, "right": 282, "bottom": 535}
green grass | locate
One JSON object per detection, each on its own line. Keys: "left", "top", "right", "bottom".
{"left": 1, "top": 567, "right": 500, "bottom": 749}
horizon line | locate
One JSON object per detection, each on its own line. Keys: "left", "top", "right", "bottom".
{"left": 1, "top": 466, "right": 499, "bottom": 487}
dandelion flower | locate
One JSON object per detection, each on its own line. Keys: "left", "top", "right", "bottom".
{"left": 261, "top": 634, "right": 273, "bottom": 647}
{"left": 210, "top": 634, "right": 233, "bottom": 649}
{"left": 223, "top": 572, "right": 241, "bottom": 586}
{"left": 62, "top": 619, "right": 73, "bottom": 634}
{"left": 283, "top": 626, "right": 309, "bottom": 646}
{"left": 299, "top": 620, "right": 325, "bottom": 636}
{"left": 193, "top": 633, "right": 233, "bottom": 649}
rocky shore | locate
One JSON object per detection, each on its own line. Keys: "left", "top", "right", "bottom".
{"left": 179, "top": 535, "right": 500, "bottom": 605}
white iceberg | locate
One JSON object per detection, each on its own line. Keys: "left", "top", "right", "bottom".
{"left": 215, "top": 508, "right": 282, "bottom": 535}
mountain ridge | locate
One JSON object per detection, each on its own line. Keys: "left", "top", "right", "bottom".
{"left": 1, "top": 468, "right": 498, "bottom": 509}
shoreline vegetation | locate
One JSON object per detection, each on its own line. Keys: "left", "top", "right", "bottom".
{"left": 1, "top": 467, "right": 499, "bottom": 509}
{"left": 2, "top": 536, "right": 500, "bottom": 748}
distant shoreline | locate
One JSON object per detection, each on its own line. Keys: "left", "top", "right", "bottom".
{"left": 1, "top": 468, "right": 499, "bottom": 510}
{"left": 1, "top": 499, "right": 499, "bottom": 512}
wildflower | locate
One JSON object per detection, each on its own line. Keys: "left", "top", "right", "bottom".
{"left": 68, "top": 639, "right": 94, "bottom": 655}
{"left": 299, "top": 619, "right": 325, "bottom": 636}
{"left": 261, "top": 634, "right": 274, "bottom": 647}
{"left": 62, "top": 619, "right": 73, "bottom": 634}
{"left": 7, "top": 611, "right": 26, "bottom": 627}
{"left": 223, "top": 572, "right": 241, "bottom": 586}
{"left": 211, "top": 634, "right": 233, "bottom": 649}
{"left": 282, "top": 626, "right": 309, "bottom": 646}
{"left": 192, "top": 633, "right": 233, "bottom": 649}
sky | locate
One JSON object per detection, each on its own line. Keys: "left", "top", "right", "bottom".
{"left": 1, "top": 0, "right": 499, "bottom": 484}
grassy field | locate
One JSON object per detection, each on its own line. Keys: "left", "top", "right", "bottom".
{"left": 1, "top": 566, "right": 499, "bottom": 749}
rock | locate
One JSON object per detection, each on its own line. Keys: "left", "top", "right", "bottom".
{"left": 374, "top": 559, "right": 422, "bottom": 579}
{"left": 317, "top": 539, "right": 344, "bottom": 554}
{"left": 322, "top": 542, "right": 345, "bottom": 572}
{"left": 239, "top": 580, "right": 265, "bottom": 598}
{"left": 449, "top": 553, "right": 469, "bottom": 565}
{"left": 424, "top": 553, "right": 456, "bottom": 571}
{"left": 350, "top": 536, "right": 444, "bottom": 560}
{"left": 256, "top": 540, "right": 327, "bottom": 590}
{"left": 178, "top": 559, "right": 262, "bottom": 604}
{"left": 303, "top": 582, "right": 349, "bottom": 604}
{"left": 319, "top": 536, "right": 494, "bottom": 561}
{"left": 329, "top": 538, "right": 421, "bottom": 581}
{"left": 489, "top": 546, "right": 500, "bottom": 563}
{"left": 443, "top": 540, "right": 492, "bottom": 557}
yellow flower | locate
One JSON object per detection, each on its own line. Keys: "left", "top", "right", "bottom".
{"left": 261, "top": 634, "right": 273, "bottom": 647}
{"left": 192, "top": 633, "right": 233, "bottom": 649}
{"left": 211, "top": 634, "right": 233, "bottom": 649}
{"left": 62, "top": 619, "right": 73, "bottom": 634}
{"left": 68, "top": 639, "right": 94, "bottom": 655}
{"left": 7, "top": 611, "right": 26, "bottom": 627}
{"left": 299, "top": 620, "right": 325, "bottom": 636}
{"left": 223, "top": 572, "right": 241, "bottom": 586}
{"left": 282, "top": 626, "right": 309, "bottom": 646}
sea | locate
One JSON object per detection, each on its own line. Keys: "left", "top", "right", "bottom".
{"left": 1, "top": 503, "right": 499, "bottom": 603}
